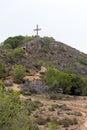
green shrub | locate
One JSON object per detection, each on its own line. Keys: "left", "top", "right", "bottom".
{"left": 22, "top": 35, "right": 39, "bottom": 43}
{"left": 41, "top": 36, "right": 55, "bottom": 53}
{"left": 47, "top": 122, "right": 59, "bottom": 130}
{"left": 6, "top": 48, "right": 26, "bottom": 63}
{"left": 0, "top": 88, "right": 41, "bottom": 130}
{"left": 44, "top": 68, "right": 87, "bottom": 96}
{"left": 59, "top": 45, "right": 66, "bottom": 52}
{"left": 6, "top": 50, "right": 15, "bottom": 63}
{"left": 0, "top": 62, "right": 5, "bottom": 79}
{"left": 78, "top": 55, "right": 87, "bottom": 65}
{"left": 24, "top": 100, "right": 43, "bottom": 114}
{"left": 37, "top": 60, "right": 55, "bottom": 69}
{"left": 42, "top": 36, "right": 55, "bottom": 44}
{"left": 58, "top": 117, "right": 78, "bottom": 127}
{"left": 10, "top": 64, "right": 26, "bottom": 83}
{"left": 2, "top": 35, "right": 39, "bottom": 49}
{"left": 0, "top": 80, "right": 5, "bottom": 90}
{"left": 35, "top": 117, "right": 47, "bottom": 125}
{"left": 82, "top": 78, "right": 87, "bottom": 95}
{"left": 41, "top": 45, "right": 50, "bottom": 53}
{"left": 3, "top": 35, "right": 25, "bottom": 49}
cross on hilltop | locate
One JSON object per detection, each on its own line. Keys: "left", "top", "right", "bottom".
{"left": 33, "top": 25, "right": 41, "bottom": 35}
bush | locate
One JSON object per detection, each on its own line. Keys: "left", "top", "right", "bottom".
{"left": 44, "top": 68, "right": 87, "bottom": 96}
{"left": 42, "top": 36, "right": 55, "bottom": 44}
{"left": 6, "top": 50, "right": 15, "bottom": 63}
{"left": 3, "top": 35, "right": 25, "bottom": 49}
{"left": 47, "top": 121, "right": 59, "bottom": 130}
{"left": 78, "top": 55, "right": 87, "bottom": 65}
{"left": 0, "top": 88, "right": 41, "bottom": 130}
{"left": 58, "top": 117, "right": 78, "bottom": 127}
{"left": 44, "top": 68, "right": 70, "bottom": 93}
{"left": 35, "top": 117, "right": 47, "bottom": 125}
{"left": 41, "top": 36, "right": 55, "bottom": 53}
{"left": 37, "top": 60, "right": 55, "bottom": 69}
{"left": 22, "top": 35, "right": 39, "bottom": 43}
{"left": 10, "top": 64, "right": 26, "bottom": 83}
{"left": 24, "top": 100, "right": 43, "bottom": 115}
{"left": 59, "top": 45, "right": 66, "bottom": 52}
{"left": 0, "top": 62, "right": 5, "bottom": 79}
{"left": 0, "top": 80, "right": 5, "bottom": 91}
{"left": 6, "top": 48, "right": 26, "bottom": 63}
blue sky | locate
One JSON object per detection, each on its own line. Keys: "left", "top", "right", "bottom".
{"left": 0, "top": 0, "right": 87, "bottom": 53}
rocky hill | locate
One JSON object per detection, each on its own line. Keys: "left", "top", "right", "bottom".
{"left": 22, "top": 38, "right": 87, "bottom": 77}
{"left": 1, "top": 36, "right": 87, "bottom": 77}
{"left": 1, "top": 36, "right": 87, "bottom": 130}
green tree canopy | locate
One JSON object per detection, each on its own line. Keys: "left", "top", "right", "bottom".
{"left": 44, "top": 68, "right": 87, "bottom": 96}
{"left": 3, "top": 36, "right": 25, "bottom": 49}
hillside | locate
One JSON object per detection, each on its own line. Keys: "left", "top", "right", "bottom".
{"left": 21, "top": 38, "right": 87, "bottom": 77}
{"left": 1, "top": 36, "right": 87, "bottom": 77}
{"left": 1, "top": 36, "right": 87, "bottom": 130}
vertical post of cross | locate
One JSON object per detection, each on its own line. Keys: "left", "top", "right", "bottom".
{"left": 33, "top": 25, "right": 41, "bottom": 36}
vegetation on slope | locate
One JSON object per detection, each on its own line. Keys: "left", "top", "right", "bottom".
{"left": 44, "top": 67, "right": 87, "bottom": 96}
{"left": 2, "top": 35, "right": 39, "bottom": 49}
{"left": 0, "top": 85, "right": 42, "bottom": 130}
{"left": 0, "top": 62, "right": 5, "bottom": 79}
{"left": 0, "top": 35, "right": 87, "bottom": 96}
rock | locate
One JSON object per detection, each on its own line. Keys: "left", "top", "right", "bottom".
{"left": 4, "top": 80, "right": 13, "bottom": 87}
{"left": 59, "top": 104, "right": 71, "bottom": 111}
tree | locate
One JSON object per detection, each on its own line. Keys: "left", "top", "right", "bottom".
{"left": 10, "top": 65, "right": 26, "bottom": 83}
{"left": 70, "top": 75, "right": 84, "bottom": 95}
{"left": 44, "top": 68, "right": 87, "bottom": 96}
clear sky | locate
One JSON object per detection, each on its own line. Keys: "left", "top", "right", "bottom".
{"left": 0, "top": 0, "right": 87, "bottom": 53}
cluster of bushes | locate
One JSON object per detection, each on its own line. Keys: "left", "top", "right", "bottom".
{"left": 0, "top": 58, "right": 26, "bottom": 83}
{"left": 0, "top": 85, "right": 42, "bottom": 130}
{"left": 2, "top": 35, "right": 55, "bottom": 50}
{"left": 41, "top": 36, "right": 55, "bottom": 53}
{"left": 58, "top": 117, "right": 78, "bottom": 127}
{"left": 37, "top": 60, "right": 55, "bottom": 69}
{"left": 2, "top": 35, "right": 38, "bottom": 49}
{"left": 10, "top": 64, "right": 26, "bottom": 83}
{"left": 6, "top": 48, "right": 26, "bottom": 63}
{"left": 44, "top": 68, "right": 87, "bottom": 96}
